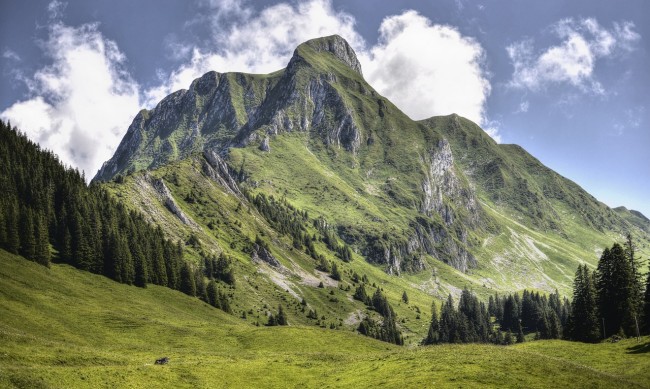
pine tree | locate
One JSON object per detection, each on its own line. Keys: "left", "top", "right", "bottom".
{"left": 133, "top": 245, "right": 148, "bottom": 288}
{"left": 180, "top": 262, "right": 196, "bottom": 297}
{"left": 330, "top": 263, "right": 341, "bottom": 281}
{"left": 625, "top": 234, "right": 644, "bottom": 324}
{"left": 504, "top": 330, "right": 513, "bottom": 345}
{"left": 277, "top": 305, "right": 288, "bottom": 326}
{"left": 501, "top": 295, "right": 518, "bottom": 332}
{"left": 5, "top": 200, "right": 20, "bottom": 254}
{"left": 516, "top": 321, "right": 525, "bottom": 343}
{"left": 206, "top": 280, "right": 221, "bottom": 309}
{"left": 568, "top": 265, "right": 600, "bottom": 342}
{"left": 423, "top": 300, "right": 440, "bottom": 345}
{"left": 19, "top": 206, "right": 36, "bottom": 260}
{"left": 353, "top": 285, "right": 369, "bottom": 305}
{"left": 643, "top": 272, "right": 650, "bottom": 334}
{"left": 596, "top": 243, "right": 636, "bottom": 336}
{"left": 33, "top": 214, "right": 50, "bottom": 267}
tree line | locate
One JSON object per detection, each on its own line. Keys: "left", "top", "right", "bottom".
{"left": 0, "top": 121, "right": 232, "bottom": 312}
{"left": 423, "top": 235, "right": 650, "bottom": 346}
{"left": 568, "top": 236, "right": 649, "bottom": 341}
{"left": 354, "top": 284, "right": 403, "bottom": 345}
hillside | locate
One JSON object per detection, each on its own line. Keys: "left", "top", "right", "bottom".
{"left": 1, "top": 250, "right": 649, "bottom": 388}
{"left": 94, "top": 34, "right": 648, "bottom": 308}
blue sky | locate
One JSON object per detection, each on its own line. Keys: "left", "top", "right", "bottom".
{"left": 1, "top": 0, "right": 648, "bottom": 217}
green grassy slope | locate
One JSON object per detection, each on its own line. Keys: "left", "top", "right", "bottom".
{"left": 2, "top": 250, "right": 649, "bottom": 388}
{"left": 100, "top": 138, "right": 649, "bottom": 344}
{"left": 103, "top": 156, "right": 453, "bottom": 344}
{"left": 95, "top": 35, "right": 650, "bottom": 295}
{"left": 93, "top": 35, "right": 650, "bottom": 348}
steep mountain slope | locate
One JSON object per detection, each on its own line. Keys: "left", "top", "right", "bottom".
{"left": 96, "top": 35, "right": 649, "bottom": 305}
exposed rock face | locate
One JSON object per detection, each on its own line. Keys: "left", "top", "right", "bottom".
{"left": 259, "top": 136, "right": 271, "bottom": 152}
{"left": 421, "top": 139, "right": 480, "bottom": 227}
{"left": 95, "top": 35, "right": 482, "bottom": 276}
{"left": 202, "top": 150, "right": 243, "bottom": 197}
{"left": 151, "top": 177, "right": 198, "bottom": 227}
{"left": 93, "top": 35, "right": 366, "bottom": 182}
{"left": 301, "top": 35, "right": 363, "bottom": 75}
{"left": 251, "top": 244, "right": 280, "bottom": 267}
{"left": 359, "top": 216, "right": 477, "bottom": 275}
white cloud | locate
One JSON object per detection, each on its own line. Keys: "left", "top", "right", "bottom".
{"left": 507, "top": 18, "right": 640, "bottom": 93}
{"left": 482, "top": 119, "right": 502, "bottom": 143}
{"left": 3, "top": 0, "right": 498, "bottom": 180}
{"left": 360, "top": 10, "right": 490, "bottom": 124}
{"left": 517, "top": 100, "right": 529, "bottom": 113}
{"left": 47, "top": 0, "right": 67, "bottom": 20}
{"left": 145, "top": 0, "right": 365, "bottom": 105}
{"left": 2, "top": 49, "right": 21, "bottom": 62}
{"left": 150, "top": 1, "right": 491, "bottom": 128}
{"left": 0, "top": 20, "right": 140, "bottom": 178}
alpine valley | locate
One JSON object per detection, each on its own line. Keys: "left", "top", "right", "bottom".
{"left": 1, "top": 35, "right": 650, "bottom": 388}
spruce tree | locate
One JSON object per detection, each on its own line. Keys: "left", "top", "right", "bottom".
{"left": 330, "top": 263, "right": 341, "bottom": 281}
{"left": 277, "top": 305, "right": 288, "bottom": 326}
{"left": 439, "top": 295, "right": 459, "bottom": 343}
{"left": 206, "top": 280, "right": 220, "bottom": 309}
{"left": 643, "top": 272, "right": 650, "bottom": 334}
{"left": 520, "top": 290, "right": 538, "bottom": 332}
{"left": 0, "top": 201, "right": 7, "bottom": 248}
{"left": 19, "top": 206, "right": 36, "bottom": 260}
{"left": 353, "top": 285, "right": 369, "bottom": 304}
{"left": 33, "top": 214, "right": 50, "bottom": 267}
{"left": 501, "top": 295, "right": 518, "bottom": 332}
{"left": 596, "top": 243, "right": 637, "bottom": 337}
{"left": 180, "top": 262, "right": 196, "bottom": 297}
{"left": 516, "top": 321, "right": 525, "bottom": 343}
{"left": 423, "top": 300, "right": 440, "bottom": 345}
{"left": 568, "top": 265, "right": 600, "bottom": 342}
{"left": 625, "top": 234, "right": 644, "bottom": 324}
{"left": 5, "top": 200, "right": 20, "bottom": 254}
{"left": 504, "top": 330, "right": 513, "bottom": 345}
{"left": 133, "top": 245, "right": 148, "bottom": 288}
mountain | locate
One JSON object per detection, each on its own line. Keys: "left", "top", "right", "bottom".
{"left": 614, "top": 206, "right": 650, "bottom": 233}
{"left": 93, "top": 35, "right": 650, "bottom": 334}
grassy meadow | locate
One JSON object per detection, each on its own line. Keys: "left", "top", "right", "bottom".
{"left": 1, "top": 250, "right": 648, "bottom": 388}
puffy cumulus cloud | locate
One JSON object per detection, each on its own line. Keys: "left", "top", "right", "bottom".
{"left": 1, "top": 20, "right": 140, "bottom": 179}
{"left": 482, "top": 120, "right": 502, "bottom": 144}
{"left": 360, "top": 10, "right": 490, "bottom": 124}
{"left": 3, "top": 0, "right": 499, "bottom": 180}
{"left": 507, "top": 18, "right": 640, "bottom": 93}
{"left": 149, "top": 1, "right": 493, "bottom": 132}
{"left": 145, "top": 0, "right": 364, "bottom": 105}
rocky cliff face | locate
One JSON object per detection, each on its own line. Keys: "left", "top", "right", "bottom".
{"left": 98, "top": 35, "right": 650, "bottom": 282}
{"left": 94, "top": 35, "right": 490, "bottom": 275}
{"left": 94, "top": 35, "right": 366, "bottom": 182}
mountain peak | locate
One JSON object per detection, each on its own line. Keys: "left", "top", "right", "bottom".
{"left": 292, "top": 35, "right": 363, "bottom": 76}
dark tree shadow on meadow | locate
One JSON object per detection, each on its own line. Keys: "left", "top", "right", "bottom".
{"left": 626, "top": 341, "right": 650, "bottom": 354}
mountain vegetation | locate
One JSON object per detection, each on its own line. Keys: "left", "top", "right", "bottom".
{"left": 2, "top": 250, "right": 649, "bottom": 388}
{"left": 2, "top": 34, "right": 650, "bottom": 386}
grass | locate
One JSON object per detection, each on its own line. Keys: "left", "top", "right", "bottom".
{"left": 2, "top": 250, "right": 649, "bottom": 388}
{"left": 97, "top": 34, "right": 650, "bottom": 350}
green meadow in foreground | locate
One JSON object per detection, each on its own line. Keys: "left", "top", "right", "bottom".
{"left": 1, "top": 250, "right": 648, "bottom": 388}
